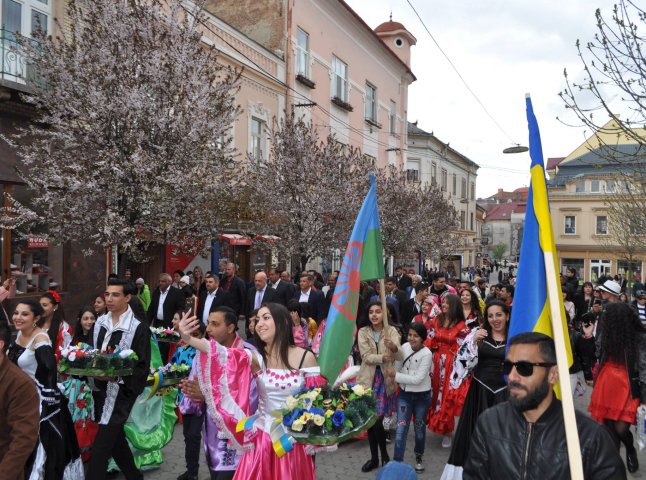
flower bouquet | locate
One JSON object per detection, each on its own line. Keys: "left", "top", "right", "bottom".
{"left": 59, "top": 343, "right": 139, "bottom": 377}
{"left": 281, "top": 383, "right": 377, "bottom": 446}
{"left": 146, "top": 363, "right": 191, "bottom": 388}
{"left": 150, "top": 326, "right": 181, "bottom": 343}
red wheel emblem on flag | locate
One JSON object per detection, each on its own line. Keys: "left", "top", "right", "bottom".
{"left": 332, "top": 241, "right": 363, "bottom": 318}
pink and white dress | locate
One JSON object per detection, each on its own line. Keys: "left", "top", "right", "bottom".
{"left": 195, "top": 338, "right": 324, "bottom": 479}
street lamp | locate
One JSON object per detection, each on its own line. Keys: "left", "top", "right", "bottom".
{"left": 502, "top": 144, "right": 529, "bottom": 154}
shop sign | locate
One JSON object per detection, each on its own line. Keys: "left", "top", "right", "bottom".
{"left": 27, "top": 236, "right": 48, "bottom": 248}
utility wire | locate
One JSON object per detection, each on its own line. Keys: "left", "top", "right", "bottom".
{"left": 404, "top": 0, "right": 517, "bottom": 145}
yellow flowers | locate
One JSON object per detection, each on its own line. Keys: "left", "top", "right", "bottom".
{"left": 312, "top": 414, "right": 325, "bottom": 426}
{"left": 351, "top": 384, "right": 367, "bottom": 396}
{"left": 291, "top": 419, "right": 305, "bottom": 431}
{"left": 285, "top": 395, "right": 299, "bottom": 410}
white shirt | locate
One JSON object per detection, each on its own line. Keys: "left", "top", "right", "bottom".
{"left": 203, "top": 289, "right": 218, "bottom": 324}
{"left": 393, "top": 342, "right": 433, "bottom": 393}
{"left": 157, "top": 287, "right": 170, "bottom": 321}
{"left": 299, "top": 288, "right": 311, "bottom": 303}
{"left": 101, "top": 306, "right": 136, "bottom": 352}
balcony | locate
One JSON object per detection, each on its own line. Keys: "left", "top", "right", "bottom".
{"left": 0, "top": 29, "right": 39, "bottom": 92}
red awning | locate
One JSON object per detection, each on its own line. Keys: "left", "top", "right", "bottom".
{"left": 220, "top": 233, "right": 253, "bottom": 246}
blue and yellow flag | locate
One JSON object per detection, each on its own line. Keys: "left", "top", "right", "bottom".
{"left": 508, "top": 96, "right": 573, "bottom": 368}
{"left": 318, "top": 174, "right": 384, "bottom": 382}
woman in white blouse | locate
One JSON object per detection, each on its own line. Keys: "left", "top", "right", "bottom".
{"left": 386, "top": 322, "right": 433, "bottom": 473}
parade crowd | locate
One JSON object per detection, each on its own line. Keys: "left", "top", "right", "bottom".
{"left": 0, "top": 262, "right": 642, "bottom": 479}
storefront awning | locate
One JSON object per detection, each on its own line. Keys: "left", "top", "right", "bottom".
{"left": 255, "top": 235, "right": 281, "bottom": 243}
{"left": 220, "top": 233, "right": 253, "bottom": 246}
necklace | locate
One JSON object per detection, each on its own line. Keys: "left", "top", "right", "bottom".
{"left": 491, "top": 337, "right": 506, "bottom": 347}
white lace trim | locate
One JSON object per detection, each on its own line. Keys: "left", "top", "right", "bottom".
{"left": 28, "top": 442, "right": 46, "bottom": 480}
{"left": 100, "top": 381, "right": 120, "bottom": 424}
{"left": 63, "top": 457, "right": 84, "bottom": 480}
{"left": 440, "top": 463, "right": 463, "bottom": 480}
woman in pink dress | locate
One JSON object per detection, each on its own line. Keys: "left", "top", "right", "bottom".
{"left": 177, "top": 302, "right": 323, "bottom": 479}
{"left": 424, "top": 294, "right": 472, "bottom": 448}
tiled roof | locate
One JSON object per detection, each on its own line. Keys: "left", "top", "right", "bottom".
{"left": 485, "top": 202, "right": 526, "bottom": 221}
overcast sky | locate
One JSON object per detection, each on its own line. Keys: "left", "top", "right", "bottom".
{"left": 345, "top": 0, "right": 619, "bottom": 198}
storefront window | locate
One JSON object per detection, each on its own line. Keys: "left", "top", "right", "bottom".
{"left": 8, "top": 184, "right": 66, "bottom": 294}
{"left": 561, "top": 258, "right": 584, "bottom": 279}
{"left": 617, "top": 260, "right": 642, "bottom": 277}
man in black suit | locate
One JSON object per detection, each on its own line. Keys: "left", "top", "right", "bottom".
{"left": 147, "top": 273, "right": 186, "bottom": 328}
{"left": 147, "top": 272, "right": 186, "bottom": 360}
{"left": 295, "top": 274, "right": 326, "bottom": 323}
{"left": 197, "top": 273, "right": 234, "bottom": 325}
{"left": 268, "top": 268, "right": 293, "bottom": 306}
{"left": 401, "top": 282, "right": 430, "bottom": 329}
{"left": 394, "top": 265, "right": 412, "bottom": 292}
{"left": 220, "top": 262, "right": 247, "bottom": 321}
{"left": 385, "top": 276, "right": 408, "bottom": 319}
{"left": 245, "top": 271, "right": 279, "bottom": 317}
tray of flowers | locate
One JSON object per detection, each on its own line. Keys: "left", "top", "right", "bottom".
{"left": 150, "top": 327, "right": 181, "bottom": 343}
{"left": 281, "top": 383, "right": 378, "bottom": 446}
{"left": 59, "top": 343, "right": 138, "bottom": 377}
{"left": 146, "top": 363, "right": 191, "bottom": 388}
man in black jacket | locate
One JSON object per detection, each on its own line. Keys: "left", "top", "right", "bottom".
{"left": 221, "top": 262, "right": 247, "bottom": 321}
{"left": 464, "top": 332, "right": 624, "bottom": 480}
{"left": 196, "top": 273, "right": 234, "bottom": 325}
{"left": 87, "top": 278, "right": 151, "bottom": 480}
{"left": 147, "top": 273, "right": 186, "bottom": 328}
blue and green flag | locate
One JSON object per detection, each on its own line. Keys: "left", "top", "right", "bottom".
{"left": 318, "top": 174, "right": 384, "bottom": 382}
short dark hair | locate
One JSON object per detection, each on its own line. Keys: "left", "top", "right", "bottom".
{"left": 508, "top": 332, "right": 556, "bottom": 364}
{"left": 567, "top": 267, "right": 577, "bottom": 274}
{"left": 286, "top": 299, "right": 302, "bottom": 315}
{"left": 0, "top": 320, "right": 11, "bottom": 353}
{"left": 385, "top": 276, "right": 396, "bottom": 284}
{"left": 107, "top": 278, "right": 136, "bottom": 296}
{"left": 414, "top": 282, "right": 430, "bottom": 293}
{"left": 432, "top": 272, "right": 444, "bottom": 282}
{"left": 300, "top": 274, "right": 314, "bottom": 282}
{"left": 501, "top": 285, "right": 514, "bottom": 296}
{"left": 212, "top": 306, "right": 238, "bottom": 329}
{"left": 408, "top": 322, "right": 427, "bottom": 340}
{"left": 173, "top": 269, "right": 185, "bottom": 277}
{"left": 205, "top": 273, "right": 219, "bottom": 283}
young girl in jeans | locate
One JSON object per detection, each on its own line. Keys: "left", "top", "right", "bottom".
{"left": 387, "top": 322, "right": 432, "bottom": 473}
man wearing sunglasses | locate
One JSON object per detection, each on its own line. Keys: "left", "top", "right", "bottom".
{"left": 463, "top": 332, "right": 625, "bottom": 479}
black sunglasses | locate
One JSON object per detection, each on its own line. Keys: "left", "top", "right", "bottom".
{"left": 502, "top": 360, "right": 556, "bottom": 377}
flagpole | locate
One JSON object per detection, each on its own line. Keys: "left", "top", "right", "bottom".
{"left": 378, "top": 278, "right": 390, "bottom": 330}
{"left": 543, "top": 250, "right": 584, "bottom": 479}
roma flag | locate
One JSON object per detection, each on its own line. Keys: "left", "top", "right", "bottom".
{"left": 318, "top": 174, "right": 384, "bottom": 382}
{"left": 508, "top": 95, "right": 573, "bottom": 367}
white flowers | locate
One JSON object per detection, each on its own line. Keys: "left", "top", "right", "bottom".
{"left": 285, "top": 395, "right": 299, "bottom": 410}
{"left": 351, "top": 384, "right": 367, "bottom": 396}
{"left": 118, "top": 349, "right": 134, "bottom": 359}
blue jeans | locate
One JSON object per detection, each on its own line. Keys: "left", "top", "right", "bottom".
{"left": 393, "top": 389, "right": 431, "bottom": 461}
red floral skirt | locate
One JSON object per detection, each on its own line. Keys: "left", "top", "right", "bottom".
{"left": 589, "top": 360, "right": 639, "bottom": 424}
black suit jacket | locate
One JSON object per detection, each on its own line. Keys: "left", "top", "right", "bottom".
{"left": 220, "top": 275, "right": 247, "bottom": 317}
{"left": 197, "top": 288, "right": 235, "bottom": 323}
{"left": 294, "top": 289, "right": 326, "bottom": 323}
{"left": 147, "top": 285, "right": 186, "bottom": 328}
{"left": 270, "top": 280, "right": 293, "bottom": 306}
{"left": 401, "top": 297, "right": 422, "bottom": 327}
{"left": 396, "top": 274, "right": 412, "bottom": 291}
{"left": 245, "top": 286, "right": 279, "bottom": 317}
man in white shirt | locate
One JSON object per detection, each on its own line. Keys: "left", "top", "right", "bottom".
{"left": 196, "top": 274, "right": 234, "bottom": 325}
{"left": 295, "top": 274, "right": 325, "bottom": 323}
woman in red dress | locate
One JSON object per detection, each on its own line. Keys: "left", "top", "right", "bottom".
{"left": 425, "top": 294, "right": 472, "bottom": 448}
{"left": 589, "top": 301, "right": 646, "bottom": 473}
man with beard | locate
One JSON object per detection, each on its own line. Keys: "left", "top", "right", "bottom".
{"left": 463, "top": 332, "right": 624, "bottom": 480}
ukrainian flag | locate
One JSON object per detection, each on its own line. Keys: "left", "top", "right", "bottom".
{"left": 508, "top": 96, "right": 573, "bottom": 367}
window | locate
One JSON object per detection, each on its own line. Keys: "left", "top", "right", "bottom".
{"left": 561, "top": 258, "right": 584, "bottom": 279}
{"left": 431, "top": 163, "right": 437, "bottom": 186}
{"left": 618, "top": 261, "right": 642, "bottom": 277}
{"left": 591, "top": 180, "right": 600, "bottom": 193}
{"left": 452, "top": 174, "right": 457, "bottom": 195}
{"left": 575, "top": 181, "right": 585, "bottom": 193}
{"left": 470, "top": 181, "right": 475, "bottom": 200}
{"left": 564, "top": 215, "right": 576, "bottom": 235}
{"left": 332, "top": 56, "right": 348, "bottom": 102}
{"left": 605, "top": 179, "right": 615, "bottom": 192}
{"left": 461, "top": 178, "right": 467, "bottom": 199}
{"left": 250, "top": 117, "right": 265, "bottom": 162}
{"left": 441, "top": 169, "right": 448, "bottom": 191}
{"left": 365, "top": 83, "right": 377, "bottom": 122}
{"left": 590, "top": 259, "right": 611, "bottom": 283}
{"left": 406, "top": 159, "right": 420, "bottom": 182}
{"left": 389, "top": 100, "right": 396, "bottom": 134}
{"left": 460, "top": 211, "right": 466, "bottom": 230}
{"left": 470, "top": 212, "right": 474, "bottom": 231}
{"left": 295, "top": 28, "right": 310, "bottom": 78}
{"left": 595, "top": 215, "right": 608, "bottom": 235}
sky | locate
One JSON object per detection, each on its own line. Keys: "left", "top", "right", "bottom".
{"left": 345, "top": 0, "right": 620, "bottom": 198}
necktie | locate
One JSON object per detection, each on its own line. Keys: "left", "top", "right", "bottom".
{"left": 255, "top": 289, "right": 263, "bottom": 309}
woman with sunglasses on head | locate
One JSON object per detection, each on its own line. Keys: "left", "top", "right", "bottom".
{"left": 459, "top": 288, "right": 482, "bottom": 329}
{"left": 412, "top": 295, "right": 440, "bottom": 333}
{"left": 441, "top": 299, "right": 510, "bottom": 480}
{"left": 425, "top": 294, "right": 472, "bottom": 448}
{"left": 8, "top": 299, "right": 83, "bottom": 479}
{"left": 589, "top": 301, "right": 646, "bottom": 473}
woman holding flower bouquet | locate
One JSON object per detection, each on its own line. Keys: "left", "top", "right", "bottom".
{"left": 356, "top": 300, "right": 403, "bottom": 473}
{"left": 8, "top": 299, "right": 83, "bottom": 479}
{"left": 177, "top": 302, "right": 322, "bottom": 479}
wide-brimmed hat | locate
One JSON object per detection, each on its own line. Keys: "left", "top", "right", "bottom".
{"left": 598, "top": 280, "right": 621, "bottom": 296}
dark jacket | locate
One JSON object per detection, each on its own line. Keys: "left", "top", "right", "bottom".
{"left": 196, "top": 288, "right": 235, "bottom": 323}
{"left": 464, "top": 399, "right": 625, "bottom": 480}
{"left": 245, "top": 285, "right": 279, "bottom": 317}
{"left": 270, "top": 279, "right": 294, "bottom": 306}
{"left": 147, "top": 285, "right": 186, "bottom": 328}
{"left": 569, "top": 330, "right": 596, "bottom": 379}
{"left": 91, "top": 307, "right": 151, "bottom": 425}
{"left": 294, "top": 288, "right": 326, "bottom": 323}
{"left": 220, "top": 275, "right": 247, "bottom": 317}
